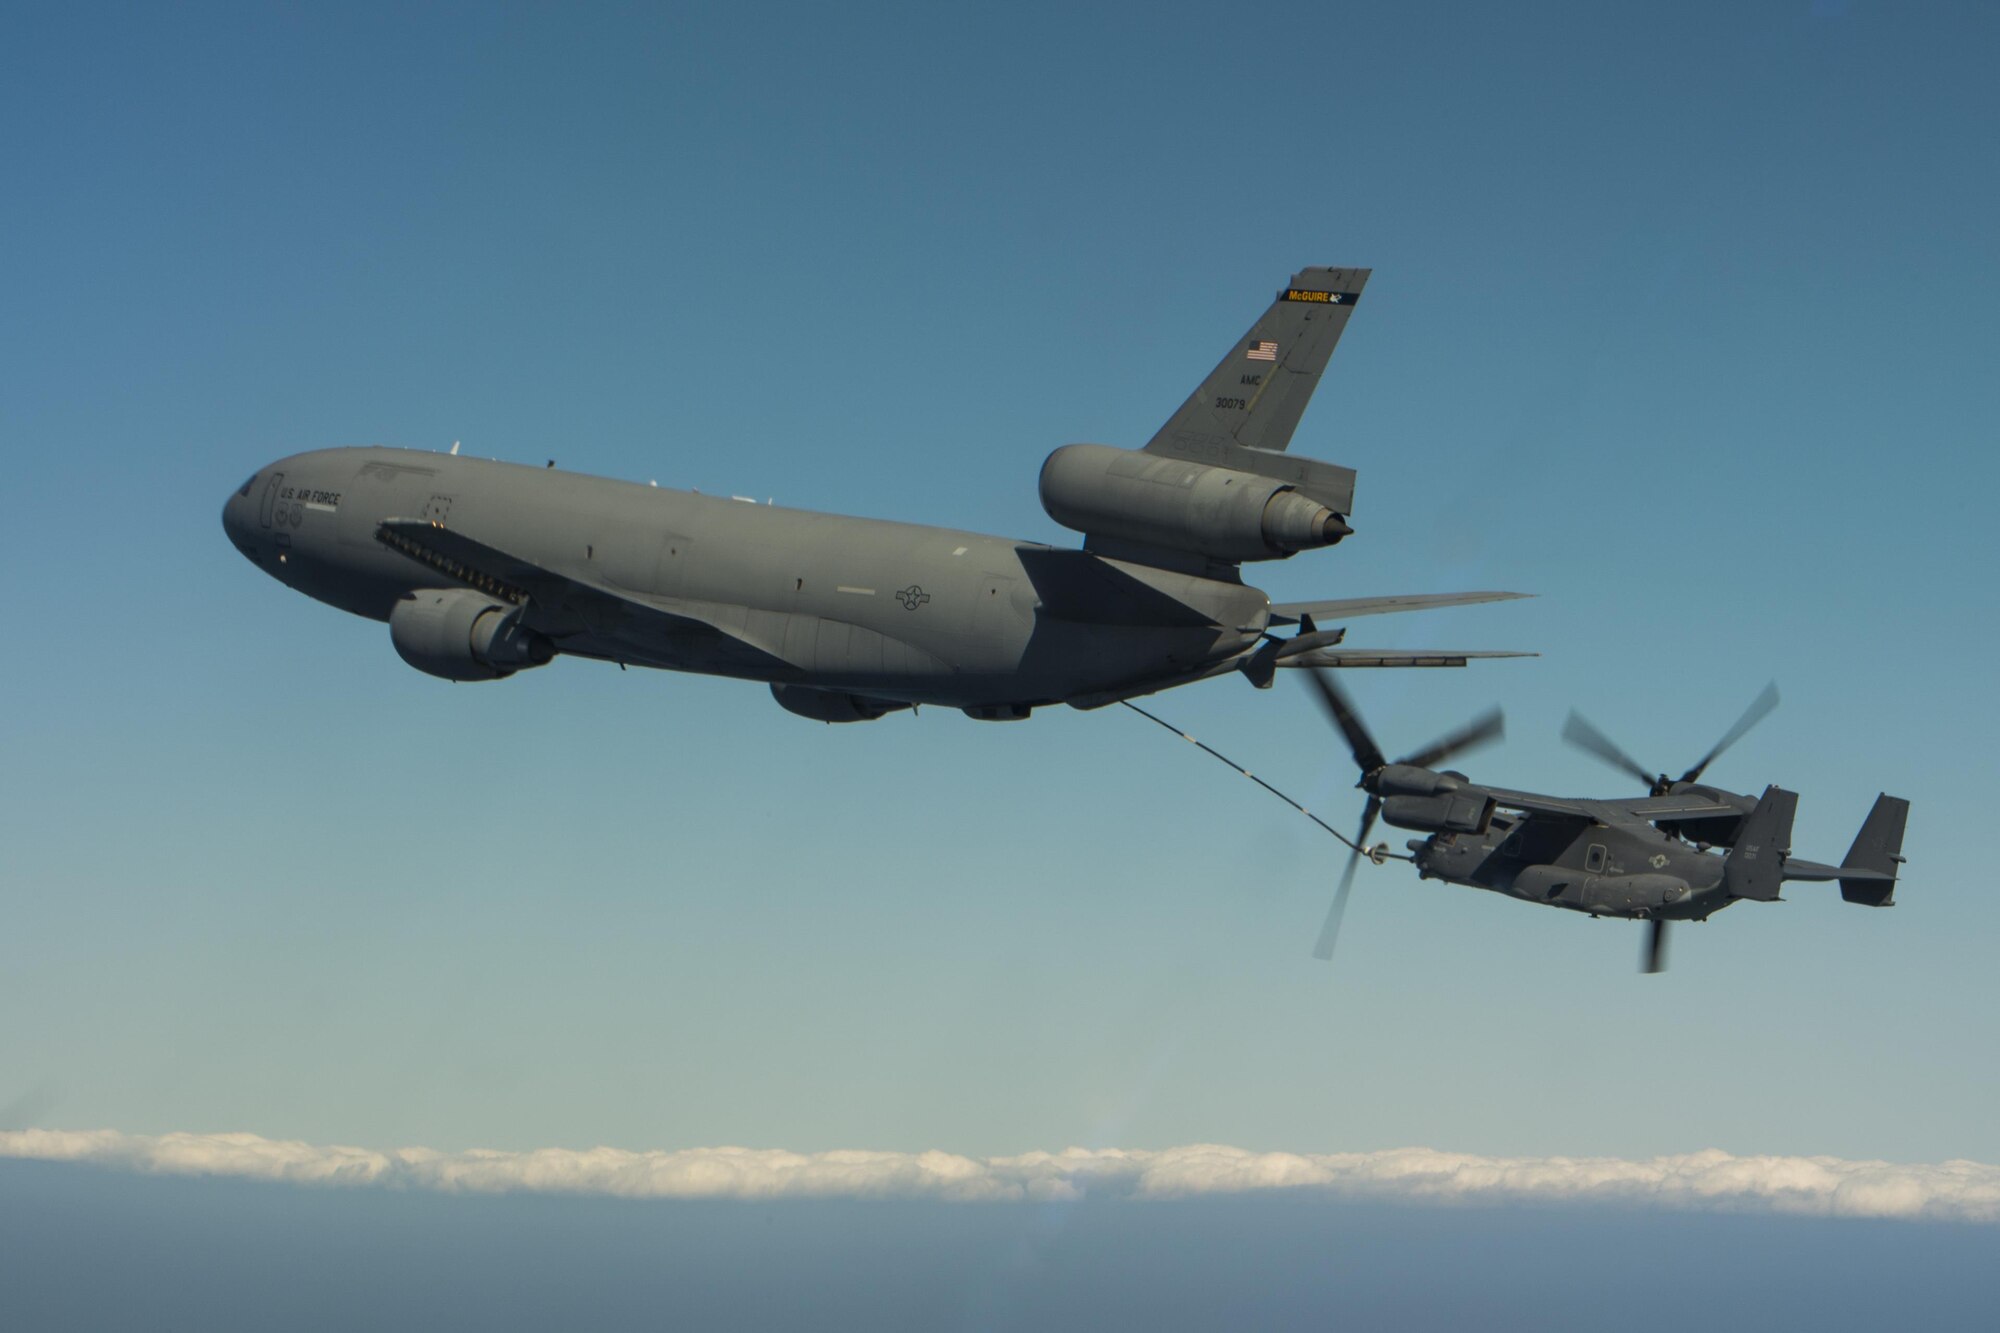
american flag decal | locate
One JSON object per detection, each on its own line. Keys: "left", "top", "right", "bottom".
{"left": 1246, "top": 341, "right": 1278, "bottom": 361}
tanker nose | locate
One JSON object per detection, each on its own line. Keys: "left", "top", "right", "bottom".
{"left": 222, "top": 476, "right": 259, "bottom": 561}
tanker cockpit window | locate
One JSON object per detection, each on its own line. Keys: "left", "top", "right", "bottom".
{"left": 238, "top": 475, "right": 258, "bottom": 497}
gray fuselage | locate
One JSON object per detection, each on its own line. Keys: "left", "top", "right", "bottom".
{"left": 1410, "top": 812, "right": 1734, "bottom": 922}
{"left": 221, "top": 448, "right": 1270, "bottom": 712}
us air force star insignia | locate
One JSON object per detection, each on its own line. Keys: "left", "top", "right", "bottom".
{"left": 895, "top": 585, "right": 931, "bottom": 610}
{"left": 1650, "top": 853, "right": 1669, "bottom": 869}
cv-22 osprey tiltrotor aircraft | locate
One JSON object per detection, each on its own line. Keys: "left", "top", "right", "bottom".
{"left": 1302, "top": 674, "right": 1909, "bottom": 973}
{"left": 221, "top": 268, "right": 1530, "bottom": 721}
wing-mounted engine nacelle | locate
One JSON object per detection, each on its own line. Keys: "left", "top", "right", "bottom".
{"left": 1038, "top": 444, "right": 1350, "bottom": 563}
{"left": 770, "top": 683, "right": 912, "bottom": 723}
{"left": 389, "top": 588, "right": 554, "bottom": 682}
{"left": 1381, "top": 789, "right": 1496, "bottom": 834}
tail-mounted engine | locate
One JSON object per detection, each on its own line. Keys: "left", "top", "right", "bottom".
{"left": 1039, "top": 443, "right": 1351, "bottom": 564}
{"left": 389, "top": 588, "right": 554, "bottom": 681}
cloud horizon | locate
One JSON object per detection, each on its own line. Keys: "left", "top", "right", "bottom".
{"left": 4, "top": 1129, "right": 1996, "bottom": 1222}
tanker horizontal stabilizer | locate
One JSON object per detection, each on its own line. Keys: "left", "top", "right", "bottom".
{"left": 1269, "top": 591, "right": 1533, "bottom": 626}
{"left": 1280, "top": 648, "right": 1538, "bottom": 669}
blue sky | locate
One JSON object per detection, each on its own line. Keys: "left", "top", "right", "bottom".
{"left": 2, "top": 0, "right": 1996, "bottom": 1188}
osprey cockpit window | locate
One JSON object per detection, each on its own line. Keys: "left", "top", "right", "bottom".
{"left": 237, "top": 475, "right": 258, "bottom": 497}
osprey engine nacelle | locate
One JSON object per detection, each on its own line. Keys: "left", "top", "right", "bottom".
{"left": 389, "top": 588, "right": 555, "bottom": 682}
{"left": 1374, "top": 764, "right": 1467, "bottom": 798}
{"left": 1381, "top": 791, "right": 1497, "bottom": 835}
{"left": 1038, "top": 444, "right": 1350, "bottom": 564}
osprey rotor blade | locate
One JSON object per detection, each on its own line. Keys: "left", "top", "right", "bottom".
{"left": 1313, "top": 796, "right": 1379, "bottom": 962}
{"left": 1561, "top": 710, "right": 1657, "bottom": 789}
{"left": 1398, "top": 708, "right": 1505, "bottom": 772}
{"left": 1644, "top": 918, "right": 1669, "bottom": 974}
{"left": 1305, "top": 668, "right": 1386, "bottom": 775}
{"left": 1680, "top": 681, "right": 1780, "bottom": 785}
{"left": 1313, "top": 849, "right": 1361, "bottom": 962}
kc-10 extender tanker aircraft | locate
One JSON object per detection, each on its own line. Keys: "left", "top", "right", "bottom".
{"left": 221, "top": 267, "right": 1529, "bottom": 721}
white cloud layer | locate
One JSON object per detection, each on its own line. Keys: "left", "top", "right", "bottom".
{"left": 4, "top": 1130, "right": 1995, "bottom": 1221}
